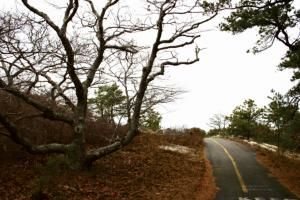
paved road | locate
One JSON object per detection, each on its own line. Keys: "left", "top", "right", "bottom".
{"left": 204, "top": 138, "right": 298, "bottom": 200}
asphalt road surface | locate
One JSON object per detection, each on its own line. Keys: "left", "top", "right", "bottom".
{"left": 204, "top": 138, "right": 299, "bottom": 200}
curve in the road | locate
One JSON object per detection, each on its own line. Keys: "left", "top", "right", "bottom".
{"left": 204, "top": 137, "right": 298, "bottom": 200}
{"left": 210, "top": 139, "right": 248, "bottom": 193}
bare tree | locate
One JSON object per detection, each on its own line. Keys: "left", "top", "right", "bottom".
{"left": 0, "top": 0, "right": 222, "bottom": 169}
{"left": 208, "top": 113, "right": 228, "bottom": 130}
{"left": 105, "top": 52, "right": 185, "bottom": 124}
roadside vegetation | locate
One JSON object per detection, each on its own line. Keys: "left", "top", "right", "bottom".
{"left": 0, "top": 73, "right": 217, "bottom": 199}
{"left": 207, "top": 97, "right": 300, "bottom": 198}
{"left": 0, "top": 1, "right": 223, "bottom": 198}
{"left": 207, "top": 2, "right": 300, "bottom": 194}
{"left": 208, "top": 0, "right": 300, "bottom": 154}
{"left": 208, "top": 97, "right": 300, "bottom": 153}
{"left": 0, "top": 124, "right": 217, "bottom": 200}
{"left": 0, "top": 0, "right": 227, "bottom": 170}
{"left": 256, "top": 147, "right": 300, "bottom": 198}
{"left": 1, "top": 0, "right": 299, "bottom": 199}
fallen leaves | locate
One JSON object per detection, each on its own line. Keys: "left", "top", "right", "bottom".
{"left": 0, "top": 132, "right": 216, "bottom": 199}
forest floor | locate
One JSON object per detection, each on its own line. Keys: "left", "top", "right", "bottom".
{"left": 0, "top": 132, "right": 217, "bottom": 200}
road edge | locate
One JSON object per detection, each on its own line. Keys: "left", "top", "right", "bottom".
{"left": 199, "top": 149, "right": 219, "bottom": 200}
{"left": 227, "top": 137, "right": 300, "bottom": 199}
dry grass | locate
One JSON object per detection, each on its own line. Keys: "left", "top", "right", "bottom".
{"left": 0, "top": 90, "right": 217, "bottom": 199}
{"left": 197, "top": 154, "right": 218, "bottom": 200}
{"left": 0, "top": 132, "right": 217, "bottom": 200}
{"left": 256, "top": 149, "right": 300, "bottom": 198}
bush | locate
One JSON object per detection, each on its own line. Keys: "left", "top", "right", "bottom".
{"left": 0, "top": 91, "right": 127, "bottom": 159}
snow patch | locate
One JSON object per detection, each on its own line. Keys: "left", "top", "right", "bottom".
{"left": 243, "top": 140, "right": 277, "bottom": 152}
{"left": 243, "top": 139, "right": 300, "bottom": 160}
{"left": 159, "top": 144, "right": 193, "bottom": 155}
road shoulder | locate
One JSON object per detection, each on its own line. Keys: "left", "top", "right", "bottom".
{"left": 255, "top": 148, "right": 300, "bottom": 199}
{"left": 230, "top": 137, "right": 300, "bottom": 199}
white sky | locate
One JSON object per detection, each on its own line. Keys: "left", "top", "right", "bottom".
{"left": 1, "top": 0, "right": 296, "bottom": 131}
{"left": 160, "top": 29, "right": 294, "bottom": 130}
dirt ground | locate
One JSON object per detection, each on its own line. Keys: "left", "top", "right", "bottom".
{"left": 0, "top": 132, "right": 217, "bottom": 200}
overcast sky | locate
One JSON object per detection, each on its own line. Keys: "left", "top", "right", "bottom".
{"left": 1, "top": 0, "right": 296, "bottom": 131}
{"left": 159, "top": 29, "right": 294, "bottom": 130}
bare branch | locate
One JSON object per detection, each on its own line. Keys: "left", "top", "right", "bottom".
{"left": 158, "top": 35, "right": 201, "bottom": 51}
{"left": 21, "top": 0, "right": 84, "bottom": 100}
{"left": 147, "top": 46, "right": 200, "bottom": 83}
{"left": 39, "top": 72, "right": 76, "bottom": 111}
{"left": 21, "top": 0, "right": 60, "bottom": 33}
{"left": 105, "top": 44, "right": 138, "bottom": 53}
{"left": 0, "top": 112, "right": 68, "bottom": 154}
{"left": 62, "top": 0, "right": 79, "bottom": 34}
{"left": 0, "top": 79, "right": 73, "bottom": 124}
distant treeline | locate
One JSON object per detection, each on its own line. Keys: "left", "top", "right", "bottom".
{"left": 208, "top": 95, "right": 300, "bottom": 152}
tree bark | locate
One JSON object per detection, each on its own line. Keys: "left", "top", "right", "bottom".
{"left": 68, "top": 95, "right": 88, "bottom": 168}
